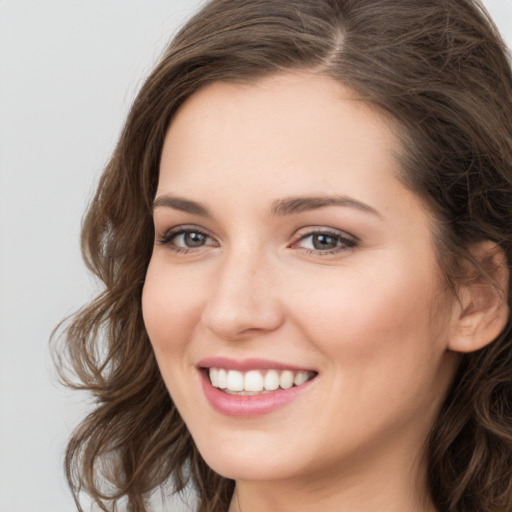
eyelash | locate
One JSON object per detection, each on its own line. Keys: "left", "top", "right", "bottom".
{"left": 157, "top": 226, "right": 358, "bottom": 256}
{"left": 292, "top": 228, "right": 358, "bottom": 255}
{"left": 157, "top": 225, "right": 217, "bottom": 253}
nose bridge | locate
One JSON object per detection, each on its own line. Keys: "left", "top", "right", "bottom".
{"left": 200, "top": 241, "right": 283, "bottom": 340}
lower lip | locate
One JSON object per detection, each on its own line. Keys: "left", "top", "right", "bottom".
{"left": 200, "top": 371, "right": 315, "bottom": 417}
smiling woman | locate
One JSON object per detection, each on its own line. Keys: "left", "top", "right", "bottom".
{"left": 56, "top": 1, "right": 512, "bottom": 512}
{"left": 144, "top": 74, "right": 461, "bottom": 502}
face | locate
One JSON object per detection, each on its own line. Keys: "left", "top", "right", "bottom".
{"left": 142, "top": 73, "right": 458, "bottom": 487}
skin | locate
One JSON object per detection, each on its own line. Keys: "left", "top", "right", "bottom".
{"left": 142, "top": 72, "right": 461, "bottom": 512}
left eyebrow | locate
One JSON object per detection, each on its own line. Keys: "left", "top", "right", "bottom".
{"left": 152, "top": 195, "right": 211, "bottom": 217}
{"left": 270, "top": 195, "right": 382, "bottom": 218}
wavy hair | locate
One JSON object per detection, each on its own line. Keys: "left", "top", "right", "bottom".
{"left": 55, "top": 1, "right": 512, "bottom": 511}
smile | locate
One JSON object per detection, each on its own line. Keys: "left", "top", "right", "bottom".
{"left": 198, "top": 359, "right": 318, "bottom": 417}
{"left": 208, "top": 368, "right": 316, "bottom": 395}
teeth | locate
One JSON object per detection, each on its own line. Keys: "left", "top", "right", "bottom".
{"left": 244, "top": 370, "right": 264, "bottom": 392}
{"left": 210, "top": 368, "right": 219, "bottom": 387}
{"left": 294, "top": 371, "right": 309, "bottom": 386}
{"left": 218, "top": 369, "right": 227, "bottom": 389}
{"left": 279, "top": 370, "right": 294, "bottom": 389}
{"left": 264, "top": 369, "right": 279, "bottom": 391}
{"left": 226, "top": 370, "right": 244, "bottom": 391}
{"left": 208, "top": 368, "right": 315, "bottom": 394}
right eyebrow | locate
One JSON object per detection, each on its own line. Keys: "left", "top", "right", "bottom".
{"left": 271, "top": 194, "right": 382, "bottom": 218}
{"left": 152, "top": 195, "right": 211, "bottom": 217}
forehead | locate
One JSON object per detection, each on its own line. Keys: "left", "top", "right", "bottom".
{"left": 167, "top": 73, "right": 398, "bottom": 149}
{"left": 159, "top": 72, "right": 403, "bottom": 197}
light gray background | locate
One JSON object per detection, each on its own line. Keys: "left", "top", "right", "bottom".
{"left": 0, "top": 1, "right": 511, "bottom": 511}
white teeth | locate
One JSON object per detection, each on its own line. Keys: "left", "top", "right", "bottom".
{"left": 263, "top": 369, "right": 280, "bottom": 391}
{"left": 208, "top": 368, "right": 315, "bottom": 393}
{"left": 294, "top": 371, "right": 309, "bottom": 386}
{"left": 244, "top": 370, "right": 264, "bottom": 392}
{"left": 226, "top": 370, "right": 244, "bottom": 391}
{"left": 279, "top": 370, "right": 294, "bottom": 389}
{"left": 217, "top": 369, "right": 227, "bottom": 389}
{"left": 210, "top": 368, "right": 219, "bottom": 387}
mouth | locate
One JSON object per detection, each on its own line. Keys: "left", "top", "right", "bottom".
{"left": 206, "top": 367, "right": 317, "bottom": 395}
{"left": 197, "top": 357, "right": 318, "bottom": 416}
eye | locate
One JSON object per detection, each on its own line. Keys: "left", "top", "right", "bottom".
{"left": 157, "top": 226, "right": 217, "bottom": 252}
{"left": 174, "top": 231, "right": 210, "bottom": 248}
{"left": 292, "top": 228, "right": 357, "bottom": 255}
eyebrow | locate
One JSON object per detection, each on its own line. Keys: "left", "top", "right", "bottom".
{"left": 271, "top": 195, "right": 382, "bottom": 218}
{"left": 153, "top": 195, "right": 211, "bottom": 216}
{"left": 152, "top": 194, "right": 381, "bottom": 218}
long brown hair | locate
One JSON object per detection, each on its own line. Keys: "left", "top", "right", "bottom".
{"left": 55, "top": 1, "right": 512, "bottom": 511}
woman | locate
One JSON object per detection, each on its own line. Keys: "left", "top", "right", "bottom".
{"left": 57, "top": 0, "right": 512, "bottom": 511}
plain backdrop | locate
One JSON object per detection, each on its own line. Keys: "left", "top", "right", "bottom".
{"left": 0, "top": 1, "right": 511, "bottom": 511}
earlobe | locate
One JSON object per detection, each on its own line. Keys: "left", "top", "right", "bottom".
{"left": 448, "top": 241, "right": 510, "bottom": 353}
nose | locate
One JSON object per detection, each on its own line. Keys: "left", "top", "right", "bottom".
{"left": 200, "top": 249, "right": 285, "bottom": 341}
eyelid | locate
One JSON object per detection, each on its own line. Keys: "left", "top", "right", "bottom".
{"left": 292, "top": 226, "right": 358, "bottom": 242}
{"left": 157, "top": 224, "right": 218, "bottom": 248}
{"left": 290, "top": 226, "right": 359, "bottom": 254}
{"left": 294, "top": 224, "right": 357, "bottom": 238}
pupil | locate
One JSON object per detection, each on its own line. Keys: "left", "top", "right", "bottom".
{"left": 185, "top": 232, "right": 205, "bottom": 247}
{"left": 313, "top": 234, "right": 337, "bottom": 250}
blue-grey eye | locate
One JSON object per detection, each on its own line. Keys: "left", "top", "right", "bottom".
{"left": 174, "top": 231, "right": 210, "bottom": 248}
{"left": 294, "top": 229, "right": 357, "bottom": 253}
{"left": 158, "top": 226, "right": 218, "bottom": 251}
{"left": 311, "top": 233, "right": 338, "bottom": 250}
{"left": 185, "top": 231, "right": 207, "bottom": 247}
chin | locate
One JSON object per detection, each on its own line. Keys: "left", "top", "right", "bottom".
{"left": 203, "top": 453, "right": 296, "bottom": 482}
{"left": 192, "top": 429, "right": 309, "bottom": 482}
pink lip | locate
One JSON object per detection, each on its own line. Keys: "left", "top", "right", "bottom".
{"left": 197, "top": 356, "right": 313, "bottom": 372}
{"left": 197, "top": 358, "right": 317, "bottom": 418}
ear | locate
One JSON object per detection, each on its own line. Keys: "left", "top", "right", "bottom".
{"left": 448, "top": 241, "right": 510, "bottom": 353}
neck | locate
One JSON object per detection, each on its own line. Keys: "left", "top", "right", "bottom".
{"left": 228, "top": 449, "right": 437, "bottom": 512}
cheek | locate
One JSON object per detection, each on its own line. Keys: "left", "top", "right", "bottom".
{"left": 141, "top": 261, "right": 207, "bottom": 416}
{"left": 285, "top": 259, "right": 447, "bottom": 368}
{"left": 285, "top": 263, "right": 454, "bottom": 433}
{"left": 141, "top": 260, "right": 204, "bottom": 355}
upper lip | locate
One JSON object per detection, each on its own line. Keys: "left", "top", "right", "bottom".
{"left": 197, "top": 356, "right": 316, "bottom": 373}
